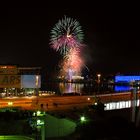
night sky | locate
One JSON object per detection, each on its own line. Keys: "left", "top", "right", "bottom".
{"left": 0, "top": 5, "right": 139, "bottom": 76}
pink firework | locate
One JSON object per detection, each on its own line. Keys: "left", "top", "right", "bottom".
{"left": 50, "top": 16, "right": 86, "bottom": 81}
{"left": 51, "top": 35, "right": 82, "bottom": 55}
{"left": 50, "top": 16, "right": 84, "bottom": 55}
{"left": 62, "top": 48, "right": 84, "bottom": 79}
{"left": 67, "top": 48, "right": 84, "bottom": 72}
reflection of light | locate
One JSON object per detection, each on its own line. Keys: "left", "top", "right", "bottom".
{"left": 67, "top": 83, "right": 72, "bottom": 93}
{"left": 115, "top": 85, "right": 131, "bottom": 92}
{"left": 59, "top": 83, "right": 84, "bottom": 94}
{"left": 87, "top": 97, "right": 90, "bottom": 101}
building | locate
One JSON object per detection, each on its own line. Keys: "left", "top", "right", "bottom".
{"left": 115, "top": 75, "right": 140, "bottom": 84}
{"left": 0, "top": 65, "right": 41, "bottom": 97}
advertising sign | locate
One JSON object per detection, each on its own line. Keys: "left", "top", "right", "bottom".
{"left": 21, "top": 75, "right": 41, "bottom": 88}
{"left": 0, "top": 65, "right": 18, "bottom": 75}
{"left": 0, "top": 75, "right": 21, "bottom": 88}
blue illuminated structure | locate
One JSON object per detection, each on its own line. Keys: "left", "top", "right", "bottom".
{"left": 115, "top": 76, "right": 140, "bottom": 83}
{"left": 115, "top": 85, "right": 131, "bottom": 92}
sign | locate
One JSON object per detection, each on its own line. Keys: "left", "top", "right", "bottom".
{"left": 0, "top": 75, "right": 21, "bottom": 88}
{"left": 0, "top": 66, "right": 18, "bottom": 75}
{"left": 21, "top": 75, "right": 41, "bottom": 88}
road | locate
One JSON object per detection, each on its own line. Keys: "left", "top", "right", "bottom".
{"left": 0, "top": 91, "right": 139, "bottom": 111}
{"left": 0, "top": 95, "right": 92, "bottom": 111}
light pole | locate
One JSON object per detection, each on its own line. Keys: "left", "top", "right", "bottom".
{"left": 35, "top": 75, "right": 40, "bottom": 108}
{"left": 97, "top": 74, "right": 101, "bottom": 94}
{"left": 97, "top": 74, "right": 101, "bottom": 84}
{"left": 34, "top": 111, "right": 46, "bottom": 140}
{"left": 35, "top": 75, "right": 39, "bottom": 96}
{"left": 131, "top": 81, "right": 138, "bottom": 124}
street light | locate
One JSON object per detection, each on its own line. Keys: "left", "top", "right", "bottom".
{"left": 80, "top": 116, "right": 86, "bottom": 123}
{"left": 97, "top": 74, "right": 101, "bottom": 84}
{"left": 8, "top": 102, "right": 13, "bottom": 106}
{"left": 33, "top": 111, "right": 46, "bottom": 140}
{"left": 37, "top": 119, "right": 44, "bottom": 125}
{"left": 35, "top": 75, "right": 40, "bottom": 96}
{"left": 37, "top": 111, "right": 41, "bottom": 116}
{"left": 97, "top": 74, "right": 101, "bottom": 94}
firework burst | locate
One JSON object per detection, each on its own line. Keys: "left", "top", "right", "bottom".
{"left": 50, "top": 16, "right": 86, "bottom": 81}
{"left": 61, "top": 48, "right": 84, "bottom": 80}
{"left": 66, "top": 48, "right": 84, "bottom": 72}
{"left": 50, "top": 16, "right": 84, "bottom": 55}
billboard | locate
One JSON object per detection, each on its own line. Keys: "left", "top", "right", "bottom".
{"left": 0, "top": 65, "right": 18, "bottom": 75}
{"left": 0, "top": 75, "right": 21, "bottom": 88}
{"left": 21, "top": 75, "right": 41, "bottom": 88}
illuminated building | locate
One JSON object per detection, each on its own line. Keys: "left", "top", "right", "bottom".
{"left": 0, "top": 65, "right": 41, "bottom": 97}
{"left": 115, "top": 75, "right": 140, "bottom": 84}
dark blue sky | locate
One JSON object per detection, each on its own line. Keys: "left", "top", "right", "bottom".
{"left": 0, "top": 5, "right": 139, "bottom": 75}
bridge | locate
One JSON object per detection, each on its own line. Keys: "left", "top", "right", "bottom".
{"left": 0, "top": 92, "right": 139, "bottom": 111}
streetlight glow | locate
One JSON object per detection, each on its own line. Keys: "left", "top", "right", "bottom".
{"left": 97, "top": 73, "right": 101, "bottom": 84}
{"left": 87, "top": 97, "right": 90, "bottom": 101}
{"left": 37, "top": 111, "right": 41, "bottom": 116}
{"left": 94, "top": 102, "right": 98, "bottom": 105}
{"left": 8, "top": 102, "right": 13, "bottom": 106}
{"left": 37, "top": 119, "right": 44, "bottom": 125}
{"left": 80, "top": 116, "right": 86, "bottom": 122}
